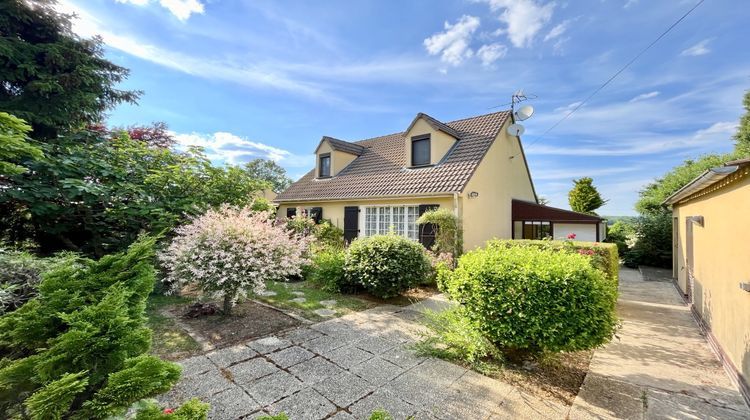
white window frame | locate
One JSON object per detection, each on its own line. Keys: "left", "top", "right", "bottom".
{"left": 359, "top": 204, "right": 421, "bottom": 241}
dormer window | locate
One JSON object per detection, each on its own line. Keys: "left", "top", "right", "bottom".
{"left": 319, "top": 153, "right": 331, "bottom": 177}
{"left": 411, "top": 134, "right": 431, "bottom": 167}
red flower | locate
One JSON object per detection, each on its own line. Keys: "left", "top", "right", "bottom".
{"left": 163, "top": 408, "right": 174, "bottom": 414}
{"left": 566, "top": 233, "right": 577, "bottom": 240}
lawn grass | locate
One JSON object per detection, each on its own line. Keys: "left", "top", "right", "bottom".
{"left": 146, "top": 294, "right": 202, "bottom": 360}
{"left": 257, "top": 280, "right": 376, "bottom": 321}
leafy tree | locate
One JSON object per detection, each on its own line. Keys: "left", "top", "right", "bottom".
{"left": 0, "top": 237, "right": 184, "bottom": 419}
{"left": 244, "top": 159, "right": 293, "bottom": 192}
{"left": 734, "top": 90, "right": 750, "bottom": 156}
{"left": 0, "top": 127, "right": 267, "bottom": 256}
{"left": 0, "top": 0, "right": 139, "bottom": 138}
{"left": 537, "top": 196, "right": 550, "bottom": 205}
{"left": 568, "top": 177, "right": 606, "bottom": 215}
{"left": 635, "top": 153, "right": 733, "bottom": 215}
{"left": 0, "top": 112, "right": 43, "bottom": 175}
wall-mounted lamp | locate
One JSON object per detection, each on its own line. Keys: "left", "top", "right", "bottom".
{"left": 468, "top": 191, "right": 479, "bottom": 199}
{"left": 740, "top": 282, "right": 750, "bottom": 293}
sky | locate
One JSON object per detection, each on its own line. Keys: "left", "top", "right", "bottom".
{"left": 57, "top": 0, "right": 750, "bottom": 216}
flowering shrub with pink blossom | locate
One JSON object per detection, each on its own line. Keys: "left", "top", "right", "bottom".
{"left": 161, "top": 206, "right": 311, "bottom": 314}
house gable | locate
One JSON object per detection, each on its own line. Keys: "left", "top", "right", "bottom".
{"left": 313, "top": 137, "right": 363, "bottom": 178}
{"left": 403, "top": 113, "right": 459, "bottom": 167}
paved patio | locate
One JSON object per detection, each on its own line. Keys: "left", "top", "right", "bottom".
{"left": 569, "top": 267, "right": 750, "bottom": 419}
{"left": 160, "top": 295, "right": 567, "bottom": 419}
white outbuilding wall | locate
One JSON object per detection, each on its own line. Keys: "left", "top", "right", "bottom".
{"left": 553, "top": 223, "right": 598, "bottom": 242}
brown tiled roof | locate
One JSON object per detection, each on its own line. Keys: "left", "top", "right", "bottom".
{"left": 275, "top": 111, "right": 511, "bottom": 202}
{"left": 406, "top": 112, "right": 462, "bottom": 139}
{"left": 321, "top": 136, "right": 366, "bottom": 156}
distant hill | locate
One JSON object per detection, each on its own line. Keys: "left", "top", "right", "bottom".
{"left": 602, "top": 216, "right": 637, "bottom": 225}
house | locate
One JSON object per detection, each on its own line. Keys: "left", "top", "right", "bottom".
{"left": 275, "top": 110, "right": 605, "bottom": 250}
{"left": 664, "top": 157, "right": 750, "bottom": 404}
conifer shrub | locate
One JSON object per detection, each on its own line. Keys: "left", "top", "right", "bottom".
{"left": 134, "top": 398, "right": 209, "bottom": 420}
{"left": 444, "top": 242, "right": 618, "bottom": 357}
{"left": 344, "top": 235, "right": 430, "bottom": 298}
{"left": 0, "top": 237, "right": 189, "bottom": 419}
{"left": 0, "top": 249, "right": 78, "bottom": 314}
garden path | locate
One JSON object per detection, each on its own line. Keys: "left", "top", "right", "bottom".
{"left": 160, "top": 294, "right": 568, "bottom": 419}
{"left": 570, "top": 267, "right": 750, "bottom": 419}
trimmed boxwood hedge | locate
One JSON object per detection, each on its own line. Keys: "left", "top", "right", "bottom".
{"left": 493, "top": 240, "right": 619, "bottom": 285}
{"left": 344, "top": 235, "right": 430, "bottom": 299}
{"left": 444, "top": 241, "right": 619, "bottom": 356}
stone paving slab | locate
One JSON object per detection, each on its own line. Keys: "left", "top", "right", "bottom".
{"left": 206, "top": 344, "right": 258, "bottom": 368}
{"left": 267, "top": 345, "right": 316, "bottom": 368}
{"left": 288, "top": 356, "right": 344, "bottom": 385}
{"left": 269, "top": 388, "right": 337, "bottom": 420}
{"left": 312, "top": 371, "right": 373, "bottom": 408}
{"left": 227, "top": 358, "right": 279, "bottom": 385}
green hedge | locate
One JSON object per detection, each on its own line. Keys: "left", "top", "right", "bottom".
{"left": 491, "top": 240, "right": 619, "bottom": 285}
{"left": 344, "top": 235, "right": 430, "bottom": 298}
{"left": 445, "top": 243, "right": 619, "bottom": 355}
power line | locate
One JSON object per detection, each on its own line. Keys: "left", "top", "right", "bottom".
{"left": 520, "top": 0, "right": 705, "bottom": 152}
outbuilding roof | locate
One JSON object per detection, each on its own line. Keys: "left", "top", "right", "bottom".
{"left": 512, "top": 199, "right": 604, "bottom": 222}
{"left": 275, "top": 111, "right": 514, "bottom": 202}
{"left": 663, "top": 158, "right": 750, "bottom": 205}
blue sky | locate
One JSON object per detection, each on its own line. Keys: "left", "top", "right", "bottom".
{"left": 58, "top": 0, "right": 749, "bottom": 215}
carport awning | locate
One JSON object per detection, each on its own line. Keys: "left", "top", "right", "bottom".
{"left": 512, "top": 199, "right": 604, "bottom": 222}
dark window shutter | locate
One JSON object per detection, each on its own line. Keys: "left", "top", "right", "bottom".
{"left": 309, "top": 207, "right": 323, "bottom": 223}
{"left": 418, "top": 204, "right": 439, "bottom": 248}
{"left": 344, "top": 206, "right": 359, "bottom": 244}
{"left": 286, "top": 207, "right": 297, "bottom": 218}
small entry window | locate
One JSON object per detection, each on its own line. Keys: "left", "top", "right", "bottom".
{"left": 411, "top": 135, "right": 430, "bottom": 167}
{"left": 319, "top": 153, "right": 331, "bottom": 177}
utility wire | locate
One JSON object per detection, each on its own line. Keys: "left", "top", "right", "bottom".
{"left": 518, "top": 0, "right": 705, "bottom": 153}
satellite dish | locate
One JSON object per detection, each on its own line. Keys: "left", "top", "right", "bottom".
{"left": 507, "top": 123, "right": 525, "bottom": 136}
{"left": 514, "top": 105, "right": 534, "bottom": 121}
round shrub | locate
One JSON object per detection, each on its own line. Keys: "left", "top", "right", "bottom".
{"left": 309, "top": 249, "right": 350, "bottom": 293}
{"left": 445, "top": 242, "right": 618, "bottom": 356}
{"left": 160, "top": 206, "right": 311, "bottom": 314}
{"left": 344, "top": 235, "right": 430, "bottom": 298}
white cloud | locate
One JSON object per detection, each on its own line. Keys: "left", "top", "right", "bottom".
{"left": 116, "top": 0, "right": 150, "bottom": 5}
{"left": 681, "top": 39, "right": 712, "bottom": 57}
{"left": 116, "top": 0, "right": 205, "bottom": 21}
{"left": 173, "top": 131, "right": 311, "bottom": 167}
{"left": 543, "top": 20, "right": 569, "bottom": 42}
{"left": 57, "top": 1, "right": 329, "bottom": 99}
{"left": 629, "top": 91, "right": 660, "bottom": 102}
{"left": 423, "top": 15, "right": 481, "bottom": 66}
{"left": 159, "top": 0, "right": 204, "bottom": 21}
{"left": 553, "top": 101, "right": 582, "bottom": 113}
{"left": 623, "top": 0, "right": 638, "bottom": 9}
{"left": 477, "top": 43, "right": 508, "bottom": 66}
{"left": 529, "top": 121, "right": 737, "bottom": 156}
{"left": 483, "top": 0, "right": 555, "bottom": 48}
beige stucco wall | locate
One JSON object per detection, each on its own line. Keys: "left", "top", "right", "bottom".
{"left": 278, "top": 196, "right": 455, "bottom": 231}
{"left": 553, "top": 223, "right": 597, "bottom": 241}
{"left": 460, "top": 120, "right": 536, "bottom": 250}
{"left": 315, "top": 140, "right": 357, "bottom": 177}
{"left": 673, "top": 169, "right": 750, "bottom": 384}
{"left": 403, "top": 118, "right": 457, "bottom": 166}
